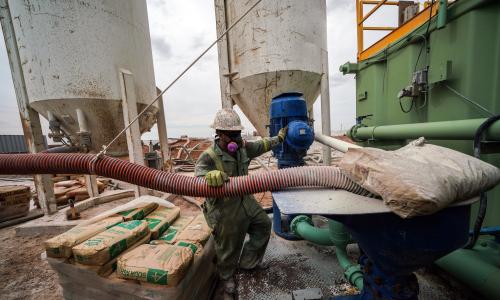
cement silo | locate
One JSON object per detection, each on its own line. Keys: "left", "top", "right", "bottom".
{"left": 215, "top": 0, "right": 329, "bottom": 137}
{"left": 6, "top": 0, "right": 159, "bottom": 155}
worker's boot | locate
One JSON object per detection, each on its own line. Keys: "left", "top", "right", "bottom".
{"left": 221, "top": 277, "right": 236, "bottom": 295}
{"left": 254, "top": 260, "right": 270, "bottom": 270}
{"left": 240, "top": 259, "right": 270, "bottom": 271}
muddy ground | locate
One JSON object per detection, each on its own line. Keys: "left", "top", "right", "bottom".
{"left": 0, "top": 226, "right": 63, "bottom": 300}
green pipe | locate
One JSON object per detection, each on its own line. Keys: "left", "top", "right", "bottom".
{"left": 291, "top": 215, "right": 333, "bottom": 246}
{"left": 435, "top": 237, "right": 500, "bottom": 299}
{"left": 339, "top": 62, "right": 358, "bottom": 75}
{"left": 437, "top": 0, "right": 448, "bottom": 29}
{"left": 329, "top": 219, "right": 364, "bottom": 290}
{"left": 291, "top": 216, "right": 364, "bottom": 290}
{"left": 349, "top": 118, "right": 500, "bottom": 141}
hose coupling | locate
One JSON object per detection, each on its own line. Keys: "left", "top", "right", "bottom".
{"left": 290, "top": 215, "right": 313, "bottom": 236}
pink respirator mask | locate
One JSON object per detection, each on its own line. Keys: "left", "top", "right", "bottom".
{"left": 227, "top": 142, "right": 239, "bottom": 153}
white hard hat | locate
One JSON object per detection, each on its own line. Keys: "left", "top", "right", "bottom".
{"left": 211, "top": 108, "right": 244, "bottom": 131}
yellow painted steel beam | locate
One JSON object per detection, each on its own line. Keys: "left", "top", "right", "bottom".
{"left": 362, "top": 0, "right": 398, "bottom": 5}
{"left": 357, "top": 0, "right": 364, "bottom": 58}
{"left": 359, "top": 0, "right": 388, "bottom": 25}
{"left": 364, "top": 26, "right": 397, "bottom": 30}
{"left": 358, "top": 1, "right": 439, "bottom": 61}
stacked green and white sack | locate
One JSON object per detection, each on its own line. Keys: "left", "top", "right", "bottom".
{"left": 145, "top": 206, "right": 181, "bottom": 239}
{"left": 72, "top": 219, "right": 151, "bottom": 265}
{"left": 150, "top": 215, "right": 195, "bottom": 245}
{"left": 116, "top": 213, "right": 212, "bottom": 286}
{"left": 44, "top": 215, "right": 124, "bottom": 258}
{"left": 44, "top": 196, "right": 213, "bottom": 286}
{"left": 44, "top": 197, "right": 182, "bottom": 276}
{"left": 116, "top": 243, "right": 193, "bottom": 286}
{"left": 174, "top": 214, "right": 212, "bottom": 257}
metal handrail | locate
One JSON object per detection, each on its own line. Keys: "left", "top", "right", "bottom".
{"left": 357, "top": 0, "right": 402, "bottom": 59}
{"left": 356, "top": 0, "right": 448, "bottom": 61}
{"left": 358, "top": 0, "right": 389, "bottom": 25}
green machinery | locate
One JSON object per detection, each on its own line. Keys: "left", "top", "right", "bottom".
{"left": 341, "top": 0, "right": 500, "bottom": 298}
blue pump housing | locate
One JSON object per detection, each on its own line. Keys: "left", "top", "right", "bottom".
{"left": 269, "top": 92, "right": 314, "bottom": 168}
{"left": 269, "top": 92, "right": 314, "bottom": 240}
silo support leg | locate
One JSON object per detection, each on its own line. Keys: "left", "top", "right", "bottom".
{"left": 214, "top": 0, "right": 234, "bottom": 109}
{"left": 85, "top": 175, "right": 99, "bottom": 198}
{"left": 320, "top": 49, "right": 332, "bottom": 166}
{"left": 119, "top": 70, "right": 148, "bottom": 197}
{"left": 156, "top": 87, "right": 171, "bottom": 170}
{"left": 1, "top": 0, "right": 56, "bottom": 215}
{"left": 34, "top": 175, "right": 57, "bottom": 215}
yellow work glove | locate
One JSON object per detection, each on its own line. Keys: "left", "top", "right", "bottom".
{"left": 205, "top": 170, "right": 229, "bottom": 187}
{"left": 278, "top": 126, "right": 288, "bottom": 143}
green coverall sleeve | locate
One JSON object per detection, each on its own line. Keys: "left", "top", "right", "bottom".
{"left": 245, "top": 136, "right": 281, "bottom": 159}
{"left": 194, "top": 151, "right": 216, "bottom": 177}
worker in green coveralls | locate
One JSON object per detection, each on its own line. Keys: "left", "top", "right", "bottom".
{"left": 195, "top": 108, "right": 287, "bottom": 296}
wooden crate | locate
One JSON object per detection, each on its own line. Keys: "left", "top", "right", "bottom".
{"left": 0, "top": 185, "right": 30, "bottom": 221}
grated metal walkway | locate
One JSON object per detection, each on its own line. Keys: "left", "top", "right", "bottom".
{"left": 234, "top": 219, "right": 480, "bottom": 300}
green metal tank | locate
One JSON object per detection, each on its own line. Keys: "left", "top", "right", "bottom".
{"left": 342, "top": 0, "right": 500, "bottom": 298}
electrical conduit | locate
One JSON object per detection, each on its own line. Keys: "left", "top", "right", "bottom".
{"left": 291, "top": 215, "right": 364, "bottom": 290}
{"left": 0, "top": 153, "right": 370, "bottom": 198}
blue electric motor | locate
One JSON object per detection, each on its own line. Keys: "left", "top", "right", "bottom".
{"left": 269, "top": 92, "right": 314, "bottom": 240}
{"left": 269, "top": 92, "right": 314, "bottom": 168}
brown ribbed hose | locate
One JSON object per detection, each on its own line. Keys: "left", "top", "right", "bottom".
{"left": 0, "top": 154, "right": 370, "bottom": 197}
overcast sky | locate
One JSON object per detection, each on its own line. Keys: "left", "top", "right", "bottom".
{"left": 0, "top": 0, "right": 404, "bottom": 140}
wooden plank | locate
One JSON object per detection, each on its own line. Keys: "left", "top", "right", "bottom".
{"left": 65, "top": 189, "right": 135, "bottom": 217}
{"left": 0, "top": 209, "right": 44, "bottom": 229}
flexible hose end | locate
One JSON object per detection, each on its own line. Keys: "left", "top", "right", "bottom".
{"left": 290, "top": 215, "right": 312, "bottom": 236}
